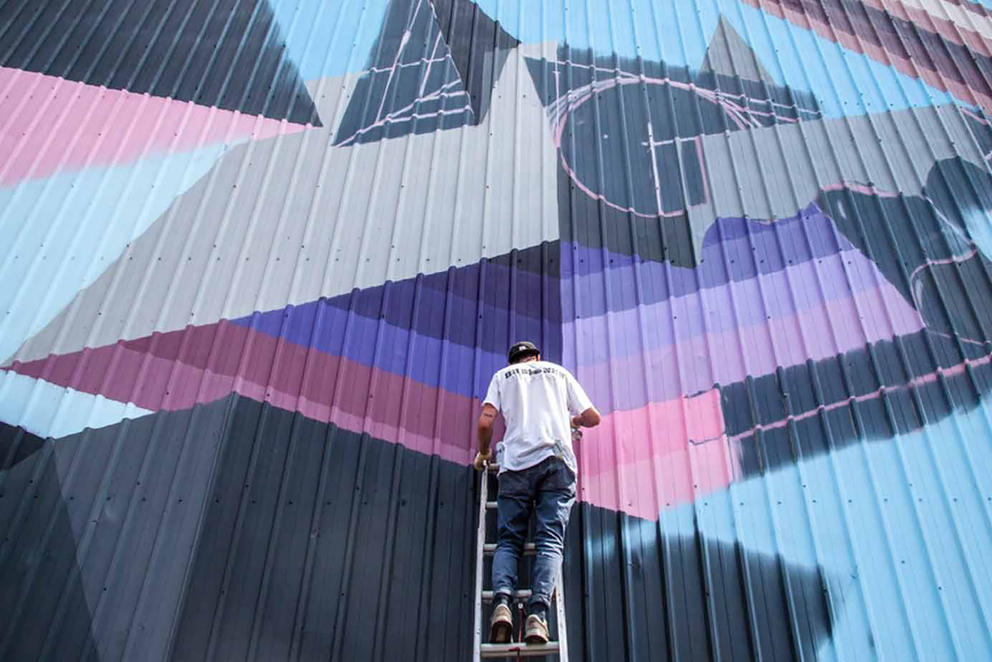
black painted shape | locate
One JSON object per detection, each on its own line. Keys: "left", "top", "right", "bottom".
{"left": 722, "top": 328, "right": 992, "bottom": 477}
{"left": 0, "top": 0, "right": 321, "bottom": 126}
{"left": 567, "top": 508, "right": 832, "bottom": 660}
{"left": 0, "top": 399, "right": 232, "bottom": 662}
{"left": 430, "top": 0, "right": 519, "bottom": 121}
{"left": 817, "top": 158, "right": 992, "bottom": 345}
{"left": 526, "top": 47, "right": 820, "bottom": 265}
{"left": 0, "top": 432, "right": 97, "bottom": 661}
{"left": 555, "top": 136, "right": 698, "bottom": 268}
{"left": 524, "top": 46, "right": 820, "bottom": 128}
{"left": 175, "top": 395, "right": 833, "bottom": 660}
{"left": 333, "top": 0, "right": 474, "bottom": 146}
{"left": 0, "top": 419, "right": 45, "bottom": 469}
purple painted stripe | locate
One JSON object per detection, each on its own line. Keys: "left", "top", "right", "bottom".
{"left": 230, "top": 301, "right": 523, "bottom": 400}
{"left": 226, "top": 244, "right": 562, "bottom": 400}
{"left": 567, "top": 274, "right": 924, "bottom": 411}
{"left": 561, "top": 204, "right": 851, "bottom": 318}
{"left": 230, "top": 243, "right": 561, "bottom": 388}
{"left": 567, "top": 244, "right": 920, "bottom": 366}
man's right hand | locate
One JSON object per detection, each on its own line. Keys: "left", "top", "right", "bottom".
{"left": 473, "top": 451, "right": 492, "bottom": 471}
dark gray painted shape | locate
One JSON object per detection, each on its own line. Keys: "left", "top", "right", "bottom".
{"left": 333, "top": 0, "right": 521, "bottom": 146}
{"left": 0, "top": 397, "right": 234, "bottom": 662}
{"left": 171, "top": 396, "right": 478, "bottom": 662}
{"left": 430, "top": 0, "right": 519, "bottom": 121}
{"left": 0, "top": 433, "right": 98, "bottom": 662}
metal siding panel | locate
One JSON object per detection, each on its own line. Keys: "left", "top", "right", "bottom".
{"left": 4, "top": 0, "right": 992, "bottom": 659}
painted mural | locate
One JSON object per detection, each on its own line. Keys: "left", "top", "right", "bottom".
{"left": 3, "top": 0, "right": 992, "bottom": 659}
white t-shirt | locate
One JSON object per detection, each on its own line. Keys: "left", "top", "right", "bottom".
{"left": 483, "top": 360, "right": 593, "bottom": 474}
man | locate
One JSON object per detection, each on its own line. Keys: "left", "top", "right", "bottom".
{"left": 474, "top": 341, "right": 601, "bottom": 645}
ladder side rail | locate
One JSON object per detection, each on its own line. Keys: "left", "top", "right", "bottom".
{"left": 472, "top": 467, "right": 489, "bottom": 662}
{"left": 555, "top": 566, "right": 568, "bottom": 661}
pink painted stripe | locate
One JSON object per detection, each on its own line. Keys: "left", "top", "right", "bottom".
{"left": 856, "top": 0, "right": 992, "bottom": 57}
{"left": 9, "top": 322, "right": 481, "bottom": 464}
{"left": 0, "top": 67, "right": 307, "bottom": 184}
{"left": 8, "top": 322, "right": 736, "bottom": 519}
{"left": 575, "top": 389, "right": 735, "bottom": 520}
{"left": 744, "top": 0, "right": 992, "bottom": 112}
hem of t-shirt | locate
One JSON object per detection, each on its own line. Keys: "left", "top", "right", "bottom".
{"left": 498, "top": 448, "right": 557, "bottom": 475}
{"left": 498, "top": 447, "right": 577, "bottom": 476}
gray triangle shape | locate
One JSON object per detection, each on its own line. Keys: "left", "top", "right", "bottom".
{"left": 700, "top": 16, "right": 776, "bottom": 84}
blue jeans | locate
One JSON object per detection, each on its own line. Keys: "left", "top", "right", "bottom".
{"left": 492, "top": 456, "right": 576, "bottom": 610}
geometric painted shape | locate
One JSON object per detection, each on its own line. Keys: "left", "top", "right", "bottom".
{"left": 0, "top": 0, "right": 321, "bottom": 125}
{"left": 527, "top": 48, "right": 821, "bottom": 220}
{"left": 333, "top": 0, "right": 474, "bottom": 145}
{"left": 333, "top": 0, "right": 518, "bottom": 145}
{"left": 429, "top": 0, "right": 518, "bottom": 121}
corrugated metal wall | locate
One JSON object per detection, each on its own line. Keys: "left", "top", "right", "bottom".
{"left": 2, "top": 0, "right": 992, "bottom": 659}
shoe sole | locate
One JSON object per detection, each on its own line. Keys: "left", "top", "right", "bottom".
{"left": 490, "top": 621, "right": 511, "bottom": 644}
{"left": 524, "top": 631, "right": 548, "bottom": 645}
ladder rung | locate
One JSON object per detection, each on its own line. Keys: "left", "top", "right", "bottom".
{"left": 482, "top": 589, "right": 531, "bottom": 602}
{"left": 480, "top": 642, "right": 560, "bottom": 658}
{"left": 483, "top": 542, "right": 536, "bottom": 555}
{"left": 485, "top": 500, "right": 498, "bottom": 509}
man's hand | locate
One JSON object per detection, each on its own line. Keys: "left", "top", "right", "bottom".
{"left": 571, "top": 407, "right": 601, "bottom": 429}
{"left": 473, "top": 450, "right": 492, "bottom": 471}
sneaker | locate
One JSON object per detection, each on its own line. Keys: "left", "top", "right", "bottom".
{"left": 489, "top": 603, "right": 512, "bottom": 643}
{"left": 524, "top": 614, "right": 549, "bottom": 645}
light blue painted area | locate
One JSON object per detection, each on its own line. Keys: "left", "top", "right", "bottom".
{"left": 0, "top": 146, "right": 224, "bottom": 364}
{"left": 0, "top": 370, "right": 153, "bottom": 440}
{"left": 655, "top": 400, "right": 992, "bottom": 659}
{"left": 964, "top": 206, "right": 992, "bottom": 260}
{"left": 471, "top": 0, "right": 959, "bottom": 117}
{"left": 963, "top": 0, "right": 992, "bottom": 10}
{"left": 269, "top": 0, "right": 392, "bottom": 81}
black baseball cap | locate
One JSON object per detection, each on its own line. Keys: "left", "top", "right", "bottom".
{"left": 507, "top": 340, "right": 540, "bottom": 363}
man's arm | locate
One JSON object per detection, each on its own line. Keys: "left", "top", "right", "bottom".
{"left": 474, "top": 403, "right": 499, "bottom": 470}
{"left": 565, "top": 370, "right": 598, "bottom": 431}
{"left": 570, "top": 407, "right": 601, "bottom": 429}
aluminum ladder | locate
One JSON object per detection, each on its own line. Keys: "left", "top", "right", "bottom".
{"left": 472, "top": 462, "right": 569, "bottom": 660}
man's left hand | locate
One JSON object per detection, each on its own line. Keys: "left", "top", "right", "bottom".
{"left": 473, "top": 451, "right": 492, "bottom": 471}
